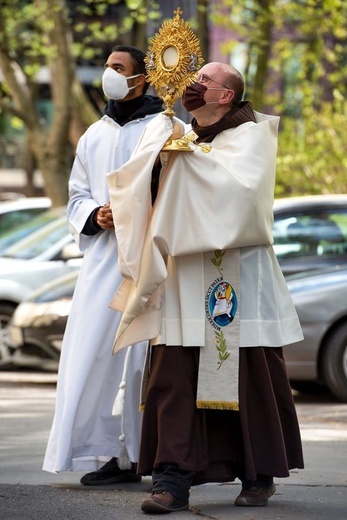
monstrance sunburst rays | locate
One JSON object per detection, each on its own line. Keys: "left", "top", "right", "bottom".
{"left": 145, "top": 7, "right": 203, "bottom": 150}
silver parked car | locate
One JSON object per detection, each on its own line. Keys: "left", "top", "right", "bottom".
{"left": 284, "top": 267, "right": 347, "bottom": 401}
{"left": 5, "top": 271, "right": 77, "bottom": 371}
{"left": 0, "top": 211, "right": 83, "bottom": 366}
{"left": 5, "top": 265, "right": 347, "bottom": 402}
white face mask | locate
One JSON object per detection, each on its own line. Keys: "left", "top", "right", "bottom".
{"left": 102, "top": 67, "right": 141, "bottom": 100}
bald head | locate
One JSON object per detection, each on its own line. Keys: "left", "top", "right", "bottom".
{"left": 198, "top": 62, "right": 244, "bottom": 107}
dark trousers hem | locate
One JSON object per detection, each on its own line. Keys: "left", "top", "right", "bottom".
{"left": 152, "top": 464, "right": 194, "bottom": 502}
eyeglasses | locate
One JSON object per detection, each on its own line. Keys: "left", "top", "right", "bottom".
{"left": 196, "top": 73, "right": 231, "bottom": 90}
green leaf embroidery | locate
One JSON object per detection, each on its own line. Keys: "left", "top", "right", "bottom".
{"left": 215, "top": 329, "right": 230, "bottom": 370}
{"left": 211, "top": 250, "right": 225, "bottom": 277}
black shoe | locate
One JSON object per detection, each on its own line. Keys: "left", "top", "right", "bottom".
{"left": 141, "top": 491, "right": 189, "bottom": 514}
{"left": 80, "top": 458, "right": 141, "bottom": 486}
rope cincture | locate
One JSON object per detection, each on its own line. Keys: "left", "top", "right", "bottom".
{"left": 112, "top": 346, "right": 132, "bottom": 470}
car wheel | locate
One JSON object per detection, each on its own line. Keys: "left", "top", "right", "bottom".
{"left": 0, "top": 303, "right": 17, "bottom": 369}
{"left": 321, "top": 322, "right": 347, "bottom": 402}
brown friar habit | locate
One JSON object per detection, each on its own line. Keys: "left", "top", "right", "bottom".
{"left": 137, "top": 104, "right": 304, "bottom": 484}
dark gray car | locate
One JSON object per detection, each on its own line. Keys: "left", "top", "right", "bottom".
{"left": 273, "top": 194, "right": 347, "bottom": 276}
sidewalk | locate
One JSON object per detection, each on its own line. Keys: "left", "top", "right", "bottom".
{"left": 0, "top": 371, "right": 346, "bottom": 520}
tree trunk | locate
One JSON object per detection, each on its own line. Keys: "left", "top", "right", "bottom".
{"left": 251, "top": 0, "right": 274, "bottom": 111}
{"left": 22, "top": 139, "right": 39, "bottom": 197}
{"left": 197, "top": 0, "right": 209, "bottom": 62}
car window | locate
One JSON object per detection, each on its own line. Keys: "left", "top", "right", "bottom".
{"left": 0, "top": 207, "right": 48, "bottom": 235}
{"left": 0, "top": 208, "right": 66, "bottom": 255}
{"left": 1, "top": 218, "right": 69, "bottom": 260}
{"left": 273, "top": 209, "right": 347, "bottom": 260}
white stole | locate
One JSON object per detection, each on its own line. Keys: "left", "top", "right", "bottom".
{"left": 197, "top": 249, "right": 240, "bottom": 410}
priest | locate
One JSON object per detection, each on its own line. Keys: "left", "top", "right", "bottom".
{"left": 108, "top": 61, "right": 304, "bottom": 515}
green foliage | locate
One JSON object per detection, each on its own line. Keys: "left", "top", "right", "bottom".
{"left": 1, "top": 1, "right": 47, "bottom": 77}
{"left": 276, "top": 93, "right": 347, "bottom": 196}
{"left": 1, "top": 0, "right": 345, "bottom": 197}
{"left": 212, "top": 0, "right": 347, "bottom": 195}
{"left": 70, "top": 0, "right": 161, "bottom": 61}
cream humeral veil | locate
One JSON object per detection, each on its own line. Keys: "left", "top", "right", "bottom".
{"left": 107, "top": 112, "right": 303, "bottom": 409}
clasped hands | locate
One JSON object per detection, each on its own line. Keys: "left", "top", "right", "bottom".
{"left": 94, "top": 203, "right": 114, "bottom": 230}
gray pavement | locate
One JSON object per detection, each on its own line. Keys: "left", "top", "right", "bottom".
{"left": 0, "top": 370, "right": 346, "bottom": 520}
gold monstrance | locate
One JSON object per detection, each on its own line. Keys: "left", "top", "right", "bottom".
{"left": 145, "top": 7, "right": 203, "bottom": 151}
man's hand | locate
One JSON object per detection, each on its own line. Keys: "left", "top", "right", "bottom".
{"left": 94, "top": 203, "right": 114, "bottom": 229}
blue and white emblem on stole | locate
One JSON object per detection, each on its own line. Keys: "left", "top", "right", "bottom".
{"left": 209, "top": 280, "right": 238, "bottom": 328}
